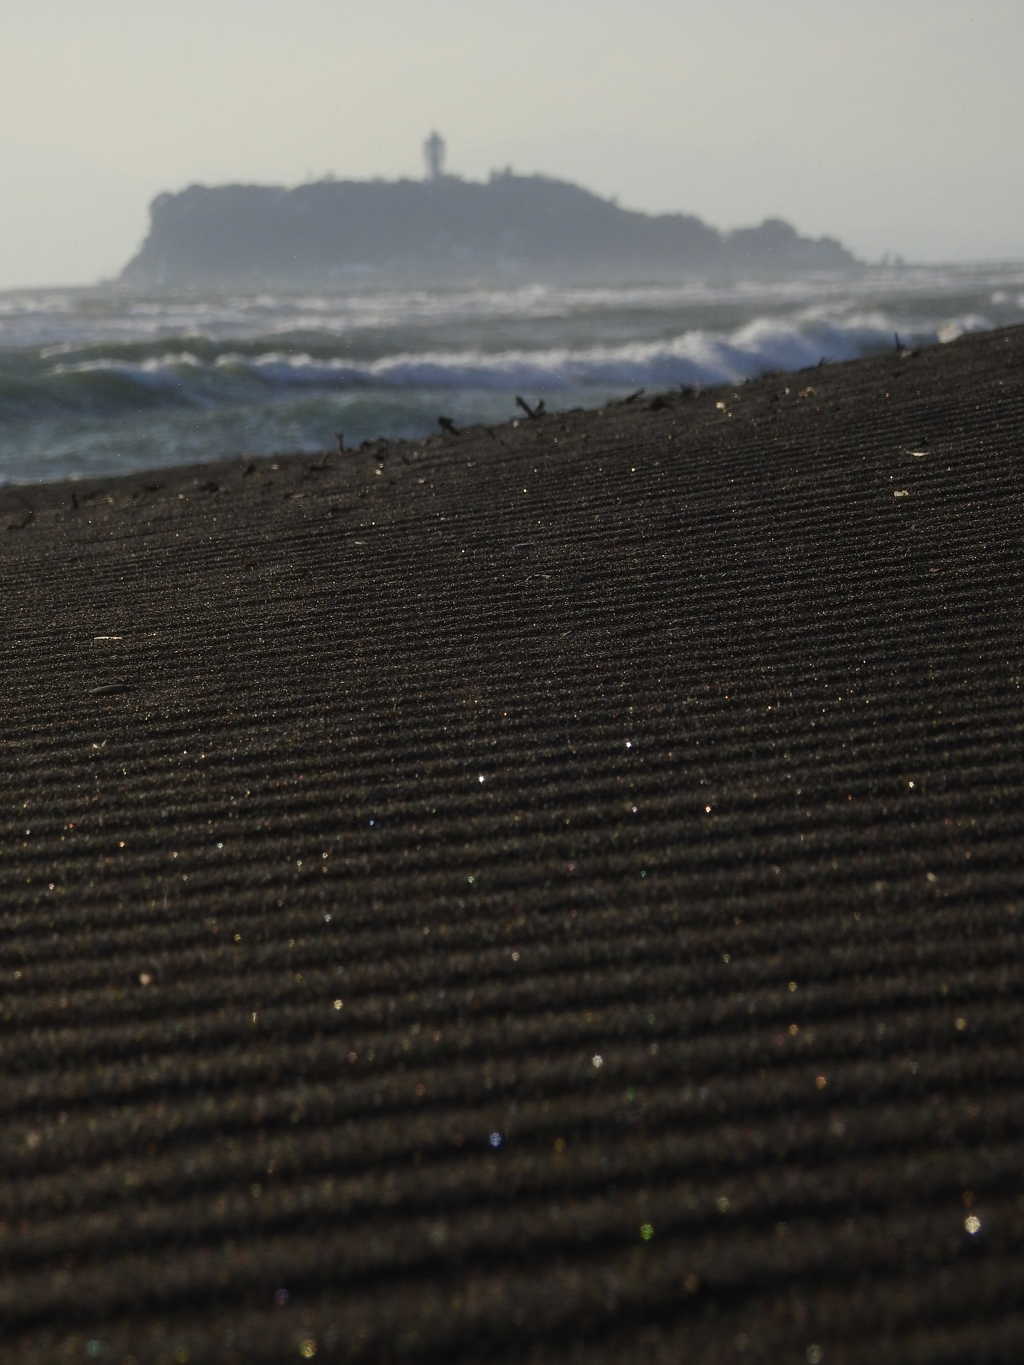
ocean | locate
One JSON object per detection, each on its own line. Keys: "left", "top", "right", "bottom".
{"left": 1, "top": 264, "right": 1021, "bottom": 485}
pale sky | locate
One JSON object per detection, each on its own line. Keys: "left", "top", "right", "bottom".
{"left": 0, "top": 0, "right": 1021, "bottom": 288}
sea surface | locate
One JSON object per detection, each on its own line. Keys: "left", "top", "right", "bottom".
{"left": 1, "top": 265, "right": 1022, "bottom": 484}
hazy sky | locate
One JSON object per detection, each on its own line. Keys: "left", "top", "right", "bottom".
{"left": 1, "top": 0, "right": 1021, "bottom": 287}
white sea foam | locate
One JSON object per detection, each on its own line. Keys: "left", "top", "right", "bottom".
{"left": 51, "top": 352, "right": 205, "bottom": 379}
{"left": 40, "top": 309, "right": 994, "bottom": 396}
{"left": 2, "top": 264, "right": 1022, "bottom": 351}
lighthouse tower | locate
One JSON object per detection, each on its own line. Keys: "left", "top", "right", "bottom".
{"left": 423, "top": 131, "right": 446, "bottom": 182}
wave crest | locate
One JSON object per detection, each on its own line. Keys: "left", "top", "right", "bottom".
{"left": 18, "top": 309, "right": 992, "bottom": 412}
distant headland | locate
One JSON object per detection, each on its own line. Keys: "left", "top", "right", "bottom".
{"left": 120, "top": 132, "right": 858, "bottom": 288}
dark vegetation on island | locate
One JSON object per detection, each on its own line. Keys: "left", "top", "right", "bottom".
{"left": 120, "top": 170, "right": 858, "bottom": 288}
{"left": 3, "top": 326, "right": 1024, "bottom": 1363}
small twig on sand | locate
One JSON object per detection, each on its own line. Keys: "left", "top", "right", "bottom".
{"left": 438, "top": 416, "right": 459, "bottom": 435}
{"left": 515, "top": 396, "right": 544, "bottom": 419}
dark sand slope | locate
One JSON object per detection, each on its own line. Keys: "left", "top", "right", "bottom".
{"left": 2, "top": 327, "right": 1024, "bottom": 1365}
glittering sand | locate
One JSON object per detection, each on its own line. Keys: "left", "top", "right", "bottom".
{"left": 3, "top": 326, "right": 1024, "bottom": 1363}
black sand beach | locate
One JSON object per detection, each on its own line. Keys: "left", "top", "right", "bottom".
{"left": 3, "top": 326, "right": 1024, "bottom": 1364}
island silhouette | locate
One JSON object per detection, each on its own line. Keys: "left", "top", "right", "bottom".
{"left": 121, "top": 136, "right": 856, "bottom": 288}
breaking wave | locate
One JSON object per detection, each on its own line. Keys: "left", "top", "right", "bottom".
{"left": 0, "top": 266, "right": 1020, "bottom": 482}
{"left": 5, "top": 309, "right": 994, "bottom": 419}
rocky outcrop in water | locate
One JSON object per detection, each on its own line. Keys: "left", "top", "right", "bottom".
{"left": 120, "top": 171, "right": 857, "bottom": 288}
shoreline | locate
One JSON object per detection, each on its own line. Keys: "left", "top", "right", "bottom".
{"left": 4, "top": 324, "right": 1024, "bottom": 1363}
{"left": 3, "top": 261, "right": 1024, "bottom": 491}
{"left": 0, "top": 325, "right": 966, "bottom": 513}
